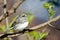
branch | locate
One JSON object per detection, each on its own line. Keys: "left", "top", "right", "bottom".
{"left": 29, "top": 15, "right": 60, "bottom": 30}
{"left": 0, "top": 15, "right": 60, "bottom": 39}
{"left": 0, "top": 0, "right": 25, "bottom": 22}
{"left": 0, "top": 29, "right": 33, "bottom": 39}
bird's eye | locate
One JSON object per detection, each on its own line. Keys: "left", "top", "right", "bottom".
{"left": 22, "top": 15, "right": 25, "bottom": 17}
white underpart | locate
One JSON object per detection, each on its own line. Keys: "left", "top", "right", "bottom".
{"left": 15, "top": 21, "right": 29, "bottom": 31}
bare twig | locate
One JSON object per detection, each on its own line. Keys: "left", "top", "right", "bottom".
{"left": 0, "top": 0, "right": 24, "bottom": 22}
{"left": 0, "top": 29, "right": 32, "bottom": 39}
{"left": 29, "top": 15, "right": 60, "bottom": 30}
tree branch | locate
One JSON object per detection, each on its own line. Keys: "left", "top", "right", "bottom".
{"left": 0, "top": 0, "right": 25, "bottom": 22}
{"left": 0, "top": 15, "right": 60, "bottom": 39}
{"left": 29, "top": 15, "right": 60, "bottom": 30}
{"left": 0, "top": 29, "right": 33, "bottom": 39}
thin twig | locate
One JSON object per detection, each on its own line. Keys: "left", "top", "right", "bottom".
{"left": 0, "top": 0, "right": 24, "bottom": 22}
{"left": 0, "top": 29, "right": 33, "bottom": 39}
{"left": 29, "top": 15, "right": 60, "bottom": 30}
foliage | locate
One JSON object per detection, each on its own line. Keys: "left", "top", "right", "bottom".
{"left": 0, "top": 23, "right": 14, "bottom": 33}
{"left": 8, "top": 15, "right": 19, "bottom": 33}
{"left": 0, "top": 15, "right": 19, "bottom": 33}
{"left": 43, "top": 2, "right": 56, "bottom": 19}
{"left": 29, "top": 31, "right": 48, "bottom": 40}
{"left": 43, "top": 3, "right": 54, "bottom": 9}
{"left": 0, "top": 25, "right": 6, "bottom": 32}
{"left": 25, "top": 12, "right": 35, "bottom": 24}
{"left": 39, "top": 32, "right": 48, "bottom": 40}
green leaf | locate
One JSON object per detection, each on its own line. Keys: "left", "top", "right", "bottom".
{"left": 43, "top": 3, "right": 54, "bottom": 9}
{"left": 25, "top": 12, "right": 35, "bottom": 24}
{"left": 43, "top": 2, "right": 56, "bottom": 19}
{"left": 48, "top": 9, "right": 56, "bottom": 19}
{"left": 28, "top": 31, "right": 48, "bottom": 40}
{"left": 0, "top": 25, "right": 6, "bottom": 32}
{"left": 29, "top": 31, "right": 41, "bottom": 40}
{"left": 40, "top": 33, "right": 48, "bottom": 39}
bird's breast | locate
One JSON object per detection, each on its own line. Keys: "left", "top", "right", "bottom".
{"left": 14, "top": 21, "right": 29, "bottom": 31}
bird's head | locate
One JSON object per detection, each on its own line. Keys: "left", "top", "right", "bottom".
{"left": 16, "top": 12, "right": 35, "bottom": 24}
{"left": 16, "top": 14, "right": 28, "bottom": 23}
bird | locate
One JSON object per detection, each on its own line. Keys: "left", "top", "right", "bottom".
{"left": 0, "top": 14, "right": 30, "bottom": 39}
{"left": 6, "top": 14, "right": 29, "bottom": 32}
{"left": 14, "top": 14, "right": 29, "bottom": 31}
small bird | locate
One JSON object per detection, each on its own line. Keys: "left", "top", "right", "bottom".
{"left": 0, "top": 14, "right": 29, "bottom": 38}
{"left": 14, "top": 14, "right": 29, "bottom": 31}
{"left": 6, "top": 14, "right": 29, "bottom": 32}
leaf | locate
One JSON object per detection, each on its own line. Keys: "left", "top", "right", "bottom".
{"left": 29, "top": 31, "right": 41, "bottom": 40}
{"left": 43, "top": 3, "right": 54, "bottom": 9}
{"left": 48, "top": 9, "right": 56, "bottom": 19}
{"left": 28, "top": 31, "right": 48, "bottom": 40}
{"left": 0, "top": 25, "right": 6, "bottom": 32}
{"left": 43, "top": 2, "right": 56, "bottom": 19}
{"left": 3, "top": 38, "right": 7, "bottom": 40}
{"left": 40, "top": 33, "right": 48, "bottom": 40}
{"left": 25, "top": 12, "right": 35, "bottom": 24}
